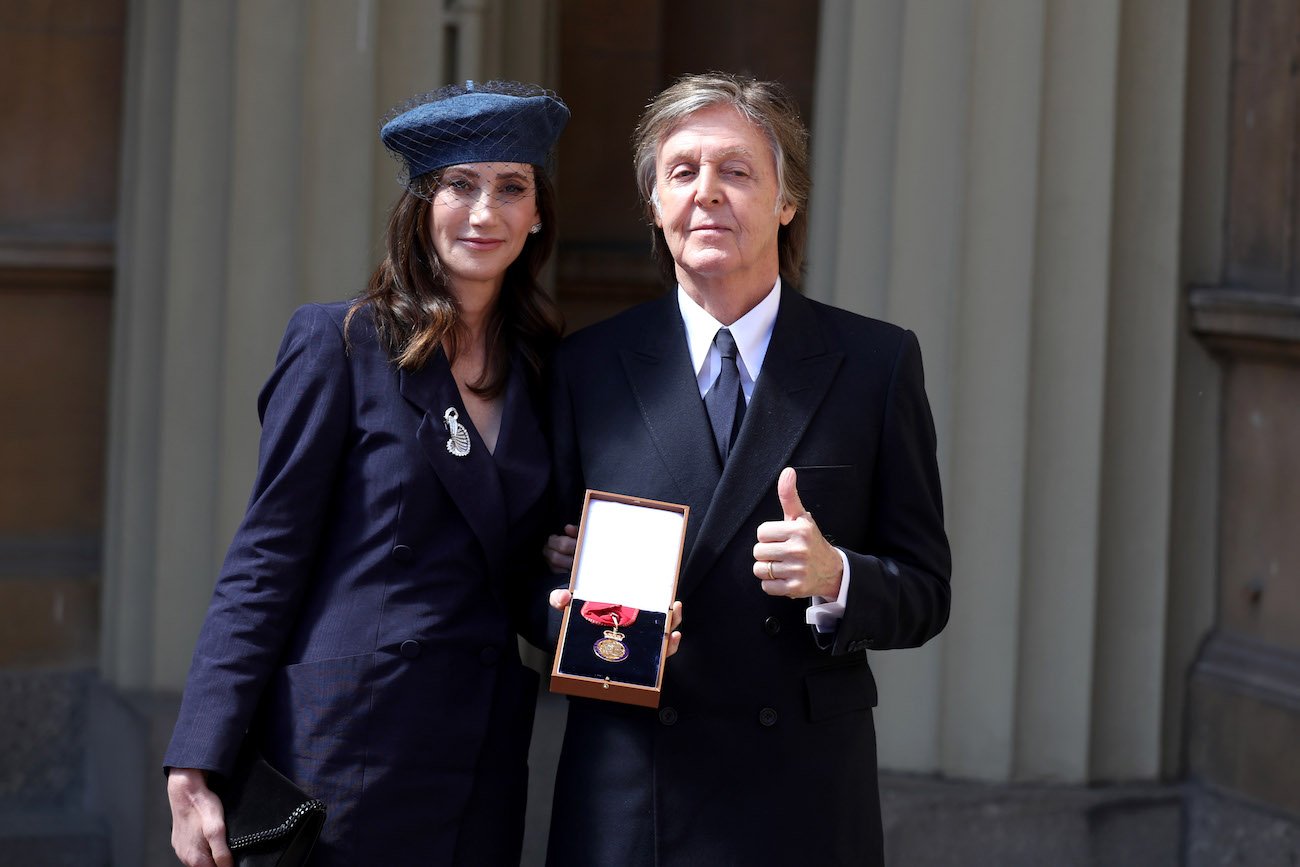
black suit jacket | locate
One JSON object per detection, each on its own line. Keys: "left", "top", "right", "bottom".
{"left": 545, "top": 286, "right": 951, "bottom": 866}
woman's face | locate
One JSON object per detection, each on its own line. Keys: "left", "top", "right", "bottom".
{"left": 429, "top": 162, "right": 540, "bottom": 299}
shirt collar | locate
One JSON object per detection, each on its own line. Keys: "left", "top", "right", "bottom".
{"left": 677, "top": 278, "right": 782, "bottom": 382}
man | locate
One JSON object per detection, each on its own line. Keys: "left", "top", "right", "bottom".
{"left": 545, "top": 73, "right": 951, "bottom": 866}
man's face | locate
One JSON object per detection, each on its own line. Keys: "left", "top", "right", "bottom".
{"left": 653, "top": 104, "right": 796, "bottom": 292}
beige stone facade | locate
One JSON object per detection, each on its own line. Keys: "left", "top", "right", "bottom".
{"left": 2, "top": 1, "right": 1297, "bottom": 863}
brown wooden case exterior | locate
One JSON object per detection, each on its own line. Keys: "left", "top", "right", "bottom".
{"left": 549, "top": 490, "right": 688, "bottom": 708}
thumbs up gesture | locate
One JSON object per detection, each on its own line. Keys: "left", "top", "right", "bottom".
{"left": 752, "top": 467, "right": 845, "bottom": 599}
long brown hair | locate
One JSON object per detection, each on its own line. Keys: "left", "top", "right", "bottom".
{"left": 345, "top": 168, "right": 562, "bottom": 398}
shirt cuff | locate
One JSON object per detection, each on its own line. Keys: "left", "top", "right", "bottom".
{"left": 805, "top": 548, "right": 851, "bottom": 633}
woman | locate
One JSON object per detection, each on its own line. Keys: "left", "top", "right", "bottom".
{"left": 165, "top": 81, "right": 569, "bottom": 866}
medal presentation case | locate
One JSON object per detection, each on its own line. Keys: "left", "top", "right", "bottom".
{"left": 550, "top": 490, "right": 688, "bottom": 708}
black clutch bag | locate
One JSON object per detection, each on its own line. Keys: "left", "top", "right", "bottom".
{"left": 211, "top": 743, "right": 326, "bottom": 867}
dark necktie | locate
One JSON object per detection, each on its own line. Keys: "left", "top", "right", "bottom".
{"left": 704, "top": 327, "right": 746, "bottom": 463}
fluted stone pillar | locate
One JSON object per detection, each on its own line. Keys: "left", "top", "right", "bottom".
{"left": 1164, "top": 0, "right": 1227, "bottom": 783}
{"left": 807, "top": 0, "right": 1196, "bottom": 799}
{"left": 1090, "top": 0, "right": 1188, "bottom": 782}
{"left": 943, "top": 0, "right": 1046, "bottom": 782}
{"left": 1014, "top": 0, "right": 1122, "bottom": 783}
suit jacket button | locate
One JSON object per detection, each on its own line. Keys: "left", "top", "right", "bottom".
{"left": 392, "top": 544, "right": 413, "bottom": 563}
{"left": 758, "top": 707, "right": 778, "bottom": 727}
{"left": 658, "top": 707, "right": 678, "bottom": 726}
{"left": 480, "top": 646, "right": 500, "bottom": 666}
{"left": 400, "top": 639, "right": 422, "bottom": 659}
{"left": 763, "top": 616, "right": 781, "bottom": 636}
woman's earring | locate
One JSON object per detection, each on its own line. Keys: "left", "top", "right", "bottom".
{"left": 529, "top": 223, "right": 542, "bottom": 235}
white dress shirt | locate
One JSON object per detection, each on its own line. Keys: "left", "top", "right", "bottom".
{"left": 675, "top": 280, "right": 851, "bottom": 630}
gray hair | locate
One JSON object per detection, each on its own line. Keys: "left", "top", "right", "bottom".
{"left": 632, "top": 72, "right": 811, "bottom": 287}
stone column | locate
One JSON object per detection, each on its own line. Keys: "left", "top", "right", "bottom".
{"left": 942, "top": 0, "right": 1046, "bottom": 782}
{"left": 106, "top": 0, "right": 238, "bottom": 696}
{"left": 1164, "top": 0, "right": 1227, "bottom": 782}
{"left": 217, "top": 0, "right": 309, "bottom": 550}
{"left": 1015, "top": 0, "right": 1123, "bottom": 782}
{"left": 808, "top": 0, "right": 1194, "bottom": 794}
{"left": 100, "top": 5, "right": 237, "bottom": 861}
{"left": 1090, "top": 0, "right": 1188, "bottom": 781}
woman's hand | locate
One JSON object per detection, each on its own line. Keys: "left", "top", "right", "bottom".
{"left": 167, "top": 767, "right": 233, "bottom": 867}
{"left": 543, "top": 524, "right": 579, "bottom": 574}
{"left": 550, "top": 590, "right": 684, "bottom": 658}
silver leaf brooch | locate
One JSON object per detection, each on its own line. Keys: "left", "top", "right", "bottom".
{"left": 443, "top": 407, "right": 471, "bottom": 457}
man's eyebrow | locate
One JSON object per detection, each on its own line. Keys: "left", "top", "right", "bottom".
{"left": 660, "top": 148, "right": 699, "bottom": 167}
{"left": 710, "top": 145, "right": 756, "bottom": 161}
{"left": 661, "top": 145, "right": 757, "bottom": 166}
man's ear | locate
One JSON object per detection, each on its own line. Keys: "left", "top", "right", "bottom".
{"left": 651, "top": 188, "right": 663, "bottom": 227}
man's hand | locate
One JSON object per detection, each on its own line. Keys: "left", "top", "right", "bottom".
{"left": 752, "top": 467, "right": 844, "bottom": 599}
{"left": 550, "top": 589, "right": 684, "bottom": 658}
{"left": 168, "top": 767, "right": 233, "bottom": 867}
{"left": 543, "top": 524, "right": 579, "bottom": 574}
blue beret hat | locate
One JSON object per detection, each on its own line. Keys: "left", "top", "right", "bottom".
{"left": 380, "top": 81, "right": 570, "bottom": 185}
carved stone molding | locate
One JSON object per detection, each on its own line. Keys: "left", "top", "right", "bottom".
{"left": 1188, "top": 631, "right": 1300, "bottom": 818}
{"left": 1189, "top": 288, "right": 1300, "bottom": 361}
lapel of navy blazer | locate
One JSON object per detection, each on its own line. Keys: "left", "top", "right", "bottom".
{"left": 401, "top": 347, "right": 549, "bottom": 598}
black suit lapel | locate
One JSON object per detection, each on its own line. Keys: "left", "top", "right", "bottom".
{"left": 618, "top": 295, "right": 722, "bottom": 552}
{"left": 400, "top": 353, "right": 509, "bottom": 584}
{"left": 680, "top": 288, "right": 843, "bottom": 596}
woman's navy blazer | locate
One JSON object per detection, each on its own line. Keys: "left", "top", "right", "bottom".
{"left": 164, "top": 302, "right": 551, "bottom": 865}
